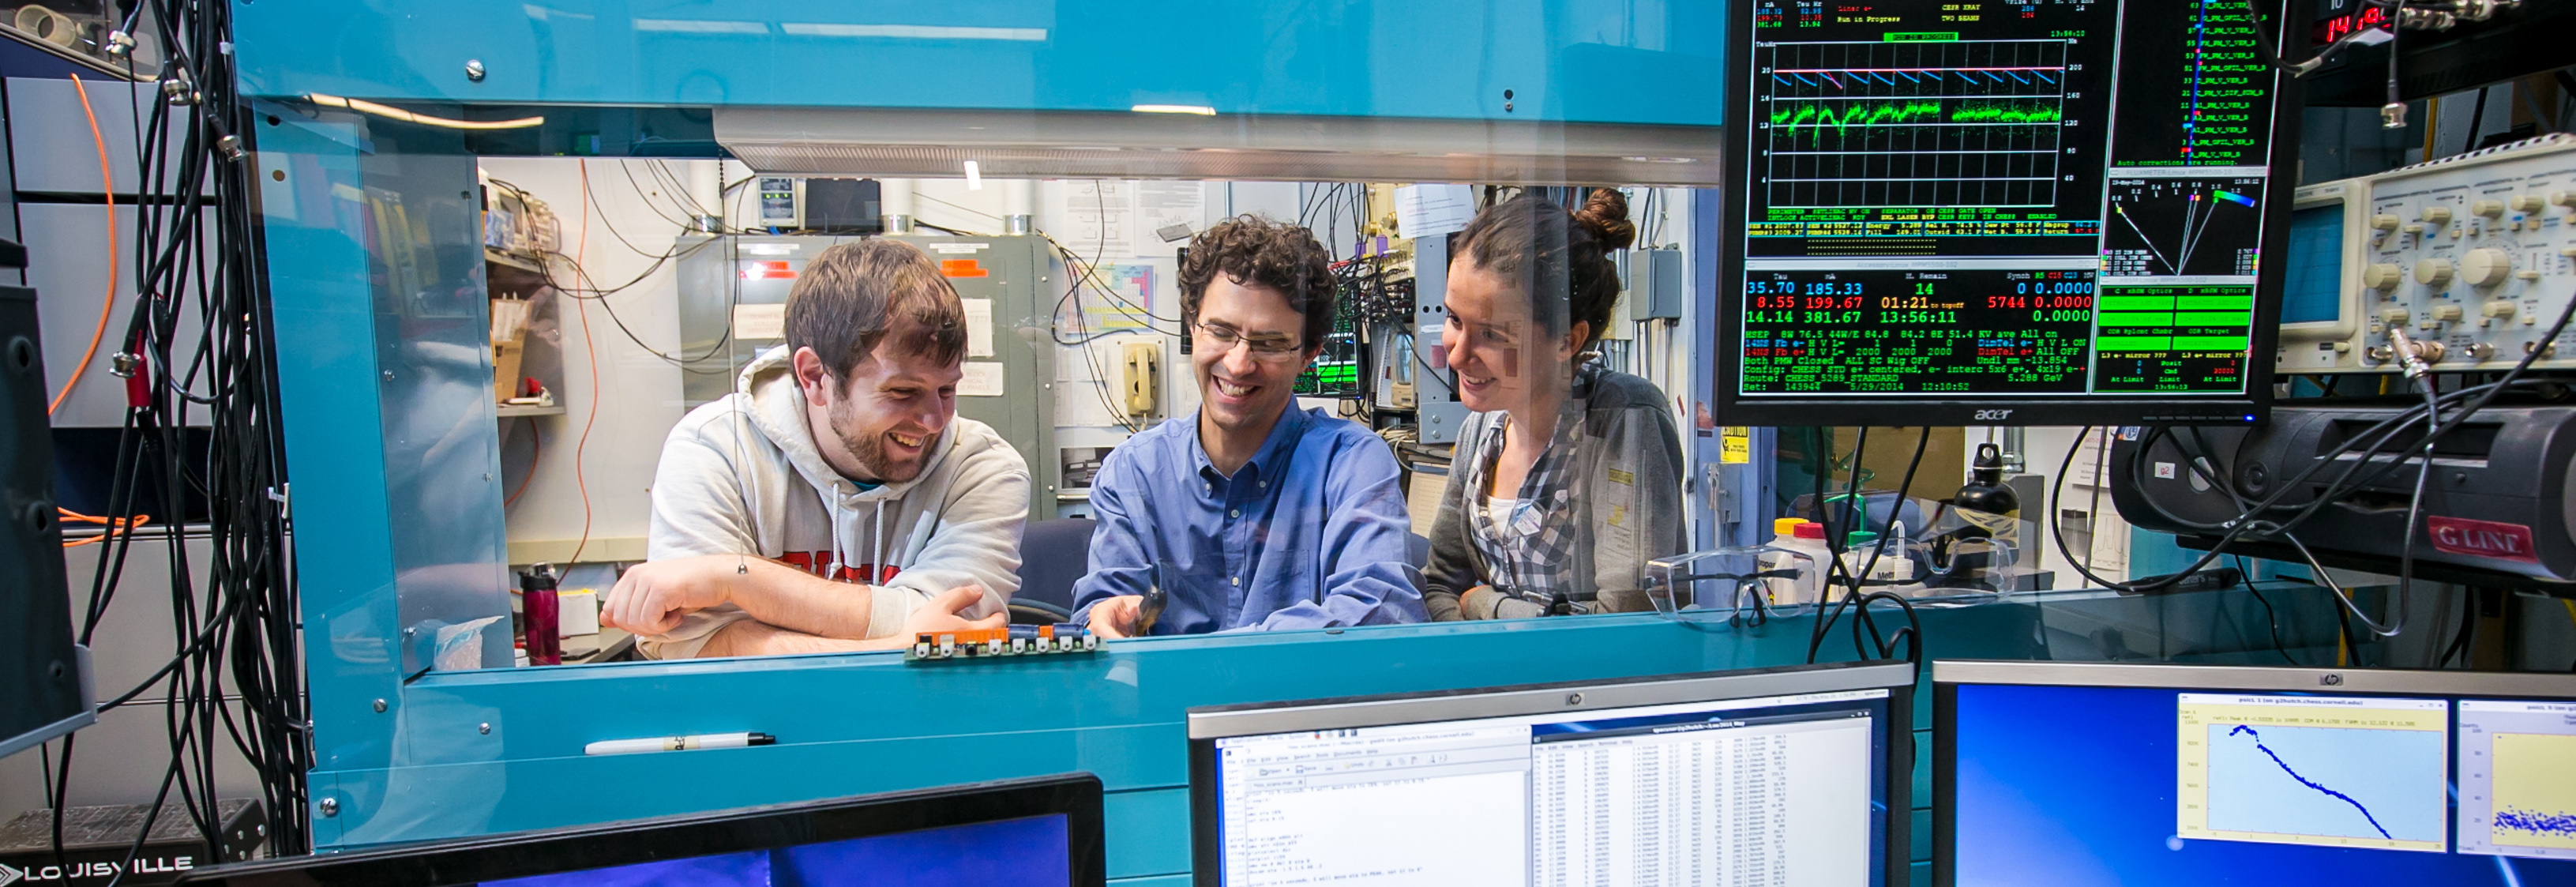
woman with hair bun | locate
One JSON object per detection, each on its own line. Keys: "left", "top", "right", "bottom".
{"left": 1421, "top": 190, "right": 1688, "bottom": 620}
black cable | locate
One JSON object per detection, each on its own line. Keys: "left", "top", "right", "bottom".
{"left": 2437, "top": 585, "right": 2475, "bottom": 667}
{"left": 2236, "top": 554, "right": 2294, "bottom": 664}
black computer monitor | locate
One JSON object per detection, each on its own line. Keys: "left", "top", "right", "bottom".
{"left": 174, "top": 773, "right": 1104, "bottom": 887}
{"left": 1188, "top": 660, "right": 1917, "bottom": 887}
{"left": 1717, "top": 0, "right": 2307, "bottom": 426}
{"left": 1934, "top": 660, "right": 2576, "bottom": 885}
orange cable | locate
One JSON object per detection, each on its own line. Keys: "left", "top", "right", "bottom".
{"left": 51, "top": 73, "right": 118, "bottom": 415}
{"left": 59, "top": 508, "right": 148, "bottom": 548}
{"left": 504, "top": 423, "right": 541, "bottom": 506}
{"left": 566, "top": 160, "right": 602, "bottom": 564}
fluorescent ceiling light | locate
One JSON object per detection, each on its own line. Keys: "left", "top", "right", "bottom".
{"left": 963, "top": 160, "right": 983, "bottom": 190}
{"left": 1132, "top": 104, "right": 1217, "bottom": 116}
{"left": 633, "top": 18, "right": 768, "bottom": 33}
{"left": 780, "top": 23, "right": 1046, "bottom": 41}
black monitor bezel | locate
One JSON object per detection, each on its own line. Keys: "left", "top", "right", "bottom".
{"left": 1712, "top": 0, "right": 2313, "bottom": 428}
{"left": 173, "top": 773, "right": 1105, "bottom": 887}
{"left": 1930, "top": 660, "right": 2576, "bottom": 887}
{"left": 1188, "top": 660, "right": 1916, "bottom": 887}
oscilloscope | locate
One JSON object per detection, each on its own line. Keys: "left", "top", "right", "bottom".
{"left": 1719, "top": 0, "right": 2308, "bottom": 426}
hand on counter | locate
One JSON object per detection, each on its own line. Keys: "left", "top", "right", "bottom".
{"left": 1084, "top": 595, "right": 1143, "bottom": 639}
{"left": 600, "top": 554, "right": 745, "bottom": 635}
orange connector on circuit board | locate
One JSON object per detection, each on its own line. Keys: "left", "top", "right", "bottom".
{"left": 909, "top": 622, "right": 1100, "bottom": 661}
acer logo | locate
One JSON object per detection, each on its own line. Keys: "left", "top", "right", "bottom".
{"left": 1973, "top": 409, "right": 2015, "bottom": 422}
{"left": 2426, "top": 516, "right": 2540, "bottom": 563}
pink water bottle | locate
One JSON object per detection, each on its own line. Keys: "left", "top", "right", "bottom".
{"left": 520, "top": 563, "right": 561, "bottom": 666}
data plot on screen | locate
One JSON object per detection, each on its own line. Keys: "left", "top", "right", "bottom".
{"left": 2176, "top": 694, "right": 2448, "bottom": 852}
{"left": 2459, "top": 701, "right": 2576, "bottom": 859}
{"left": 1758, "top": 39, "right": 2070, "bottom": 209}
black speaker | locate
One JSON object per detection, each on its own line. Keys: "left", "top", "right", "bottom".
{"left": 0, "top": 236, "right": 90, "bottom": 760}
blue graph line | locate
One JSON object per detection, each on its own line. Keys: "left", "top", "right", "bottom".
{"left": 2496, "top": 808, "right": 2576, "bottom": 839}
{"left": 2229, "top": 725, "right": 2395, "bottom": 840}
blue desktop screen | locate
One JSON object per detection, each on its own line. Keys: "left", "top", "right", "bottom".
{"left": 468, "top": 814, "right": 1070, "bottom": 887}
{"left": 1949, "top": 684, "right": 2576, "bottom": 886}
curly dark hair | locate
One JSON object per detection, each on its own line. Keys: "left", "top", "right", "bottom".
{"left": 1177, "top": 216, "right": 1338, "bottom": 351}
{"left": 1453, "top": 190, "right": 1635, "bottom": 350}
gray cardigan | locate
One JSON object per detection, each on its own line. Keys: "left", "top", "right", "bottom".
{"left": 1421, "top": 366, "right": 1688, "bottom": 620}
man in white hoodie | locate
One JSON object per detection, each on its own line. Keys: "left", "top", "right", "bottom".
{"left": 601, "top": 239, "right": 1032, "bottom": 658}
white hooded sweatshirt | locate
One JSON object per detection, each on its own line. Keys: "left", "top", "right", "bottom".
{"left": 639, "top": 345, "right": 1030, "bottom": 659}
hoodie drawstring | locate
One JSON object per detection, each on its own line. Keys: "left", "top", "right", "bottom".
{"left": 825, "top": 483, "right": 846, "bottom": 579}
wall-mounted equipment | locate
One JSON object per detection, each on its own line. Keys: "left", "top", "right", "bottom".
{"left": 1626, "top": 247, "right": 1684, "bottom": 321}
{"left": 1121, "top": 340, "right": 1158, "bottom": 417}
{"left": 1716, "top": 0, "right": 2308, "bottom": 426}
{"left": 752, "top": 177, "right": 884, "bottom": 234}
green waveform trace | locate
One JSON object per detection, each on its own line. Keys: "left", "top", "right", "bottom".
{"left": 1770, "top": 100, "right": 2064, "bottom": 143}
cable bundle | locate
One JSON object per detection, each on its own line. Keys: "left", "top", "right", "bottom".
{"left": 43, "top": 0, "right": 310, "bottom": 878}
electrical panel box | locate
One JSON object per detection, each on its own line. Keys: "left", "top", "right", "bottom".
{"left": 1409, "top": 234, "right": 1470, "bottom": 443}
{"left": 1626, "top": 248, "right": 1683, "bottom": 321}
{"left": 2274, "top": 135, "right": 2576, "bottom": 374}
{"left": 674, "top": 234, "right": 1057, "bottom": 518}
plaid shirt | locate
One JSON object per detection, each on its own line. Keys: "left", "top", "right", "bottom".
{"left": 1458, "top": 370, "right": 1595, "bottom": 609}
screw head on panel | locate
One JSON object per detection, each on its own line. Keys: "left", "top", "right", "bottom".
{"left": 318, "top": 798, "right": 338, "bottom": 817}
{"left": 465, "top": 59, "right": 487, "bottom": 82}
{"left": 372, "top": 698, "right": 387, "bottom": 712}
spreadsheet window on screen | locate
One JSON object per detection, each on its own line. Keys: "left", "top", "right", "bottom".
{"left": 1211, "top": 689, "right": 1889, "bottom": 887}
{"left": 1948, "top": 684, "right": 2576, "bottom": 885}
{"left": 1730, "top": 0, "right": 2291, "bottom": 416}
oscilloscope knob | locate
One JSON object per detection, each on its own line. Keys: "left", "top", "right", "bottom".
{"left": 2472, "top": 199, "right": 2506, "bottom": 219}
{"left": 2371, "top": 214, "right": 2402, "bottom": 231}
{"left": 2362, "top": 263, "right": 2405, "bottom": 291}
{"left": 2461, "top": 249, "right": 2512, "bottom": 288}
{"left": 2420, "top": 206, "right": 2454, "bottom": 226}
{"left": 2413, "top": 258, "right": 2456, "bottom": 288}
{"left": 2510, "top": 195, "right": 2545, "bottom": 214}
{"left": 2431, "top": 304, "right": 2464, "bottom": 322}
{"left": 2555, "top": 190, "right": 2576, "bottom": 209}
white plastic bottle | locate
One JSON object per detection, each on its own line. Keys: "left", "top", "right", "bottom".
{"left": 1767, "top": 521, "right": 1833, "bottom": 605}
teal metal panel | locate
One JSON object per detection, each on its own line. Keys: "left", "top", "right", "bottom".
{"left": 255, "top": 107, "right": 407, "bottom": 810}
{"left": 257, "top": 103, "right": 517, "bottom": 844}
{"left": 1110, "top": 876, "right": 1192, "bottom": 887}
{"left": 229, "top": 1, "right": 1728, "bottom": 126}
{"left": 1104, "top": 789, "right": 1191, "bottom": 880}
{"left": 1912, "top": 731, "right": 1931, "bottom": 807}
{"left": 301, "top": 587, "right": 2364, "bottom": 873}
{"left": 1910, "top": 808, "right": 1931, "bottom": 866}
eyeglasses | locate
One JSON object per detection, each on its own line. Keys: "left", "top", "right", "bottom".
{"left": 1192, "top": 322, "right": 1305, "bottom": 359}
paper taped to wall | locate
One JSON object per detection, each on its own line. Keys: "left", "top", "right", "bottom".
{"left": 733, "top": 303, "right": 786, "bottom": 340}
{"left": 959, "top": 361, "right": 1005, "bottom": 397}
{"left": 963, "top": 297, "right": 996, "bottom": 356}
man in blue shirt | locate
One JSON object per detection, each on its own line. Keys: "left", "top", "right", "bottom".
{"left": 1073, "top": 218, "right": 1423, "bottom": 636}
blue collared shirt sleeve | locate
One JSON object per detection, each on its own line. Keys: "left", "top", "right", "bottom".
{"left": 1069, "top": 447, "right": 1151, "bottom": 626}
{"left": 1249, "top": 434, "right": 1425, "bottom": 631}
